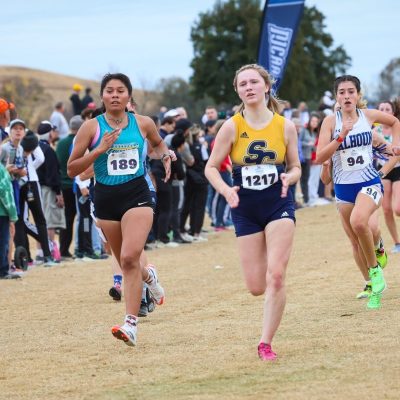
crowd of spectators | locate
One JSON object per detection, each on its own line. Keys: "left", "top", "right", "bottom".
{"left": 0, "top": 82, "right": 345, "bottom": 279}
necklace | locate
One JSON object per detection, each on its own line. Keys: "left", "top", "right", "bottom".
{"left": 106, "top": 113, "right": 125, "bottom": 126}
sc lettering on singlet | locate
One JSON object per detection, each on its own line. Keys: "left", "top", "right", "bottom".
{"left": 241, "top": 140, "right": 279, "bottom": 190}
{"left": 340, "top": 147, "right": 371, "bottom": 172}
{"left": 243, "top": 140, "right": 277, "bottom": 164}
{"left": 107, "top": 148, "right": 139, "bottom": 176}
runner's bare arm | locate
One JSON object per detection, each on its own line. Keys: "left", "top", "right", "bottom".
{"left": 280, "top": 119, "right": 301, "bottom": 198}
{"left": 316, "top": 115, "right": 339, "bottom": 164}
{"left": 320, "top": 160, "right": 332, "bottom": 185}
{"left": 68, "top": 119, "right": 120, "bottom": 178}
{"left": 137, "top": 114, "right": 172, "bottom": 181}
{"left": 367, "top": 109, "right": 400, "bottom": 175}
{"left": 205, "top": 119, "right": 240, "bottom": 207}
{"left": 79, "top": 165, "right": 95, "bottom": 181}
{"left": 283, "top": 119, "right": 301, "bottom": 184}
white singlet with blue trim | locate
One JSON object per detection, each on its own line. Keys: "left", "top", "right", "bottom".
{"left": 332, "top": 109, "right": 378, "bottom": 184}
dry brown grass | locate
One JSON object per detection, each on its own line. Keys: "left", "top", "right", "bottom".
{"left": 1, "top": 204, "right": 400, "bottom": 400}
{"left": 0, "top": 66, "right": 160, "bottom": 126}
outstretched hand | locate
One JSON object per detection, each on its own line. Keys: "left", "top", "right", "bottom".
{"left": 168, "top": 150, "right": 177, "bottom": 162}
{"left": 223, "top": 186, "right": 240, "bottom": 208}
{"left": 392, "top": 146, "right": 400, "bottom": 156}
{"left": 280, "top": 173, "right": 290, "bottom": 198}
{"left": 162, "top": 155, "right": 172, "bottom": 182}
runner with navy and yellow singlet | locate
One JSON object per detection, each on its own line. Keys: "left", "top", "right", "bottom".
{"left": 205, "top": 64, "right": 301, "bottom": 361}
{"left": 68, "top": 73, "right": 171, "bottom": 347}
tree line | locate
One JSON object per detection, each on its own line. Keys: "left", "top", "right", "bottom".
{"left": 1, "top": 1, "right": 399, "bottom": 124}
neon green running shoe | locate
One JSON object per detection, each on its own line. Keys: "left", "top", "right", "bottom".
{"left": 369, "top": 266, "right": 386, "bottom": 294}
{"left": 375, "top": 248, "right": 388, "bottom": 269}
{"left": 356, "top": 283, "right": 372, "bottom": 299}
{"left": 367, "top": 292, "right": 382, "bottom": 309}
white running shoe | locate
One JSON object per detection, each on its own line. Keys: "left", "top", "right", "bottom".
{"left": 181, "top": 233, "right": 194, "bottom": 242}
{"left": 192, "top": 235, "right": 208, "bottom": 243}
{"left": 391, "top": 243, "right": 400, "bottom": 254}
{"left": 165, "top": 241, "right": 179, "bottom": 248}
{"left": 111, "top": 318, "right": 137, "bottom": 346}
{"left": 146, "top": 265, "right": 165, "bottom": 305}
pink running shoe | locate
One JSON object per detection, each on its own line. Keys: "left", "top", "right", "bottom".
{"left": 51, "top": 241, "right": 61, "bottom": 262}
{"left": 258, "top": 343, "right": 277, "bottom": 361}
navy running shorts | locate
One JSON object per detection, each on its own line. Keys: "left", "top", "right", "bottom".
{"left": 231, "top": 181, "right": 296, "bottom": 237}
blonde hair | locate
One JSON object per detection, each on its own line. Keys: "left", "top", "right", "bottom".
{"left": 233, "top": 64, "right": 280, "bottom": 114}
{"left": 186, "top": 124, "right": 202, "bottom": 145}
{"left": 357, "top": 97, "right": 368, "bottom": 109}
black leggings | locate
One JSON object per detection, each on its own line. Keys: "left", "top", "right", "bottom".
{"left": 153, "top": 181, "right": 172, "bottom": 243}
{"left": 180, "top": 180, "right": 208, "bottom": 235}
{"left": 14, "top": 181, "right": 51, "bottom": 259}
{"left": 300, "top": 161, "right": 311, "bottom": 204}
{"left": 76, "top": 192, "right": 93, "bottom": 255}
{"left": 59, "top": 187, "right": 77, "bottom": 256}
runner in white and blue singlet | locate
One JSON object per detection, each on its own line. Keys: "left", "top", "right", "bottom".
{"left": 373, "top": 100, "right": 400, "bottom": 253}
{"left": 317, "top": 75, "right": 400, "bottom": 310}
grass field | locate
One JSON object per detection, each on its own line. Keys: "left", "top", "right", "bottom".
{"left": 1, "top": 204, "right": 400, "bottom": 400}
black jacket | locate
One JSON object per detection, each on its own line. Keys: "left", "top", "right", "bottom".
{"left": 37, "top": 140, "right": 62, "bottom": 194}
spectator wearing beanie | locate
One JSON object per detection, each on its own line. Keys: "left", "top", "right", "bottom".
{"left": 70, "top": 84, "right": 83, "bottom": 116}
{"left": 159, "top": 116, "right": 175, "bottom": 139}
{"left": 180, "top": 125, "right": 209, "bottom": 241}
{"left": 56, "top": 115, "right": 83, "bottom": 259}
{"left": 0, "top": 98, "right": 15, "bottom": 141}
{"left": 81, "top": 87, "right": 94, "bottom": 110}
{"left": 0, "top": 119, "right": 27, "bottom": 216}
{"left": 169, "top": 132, "right": 189, "bottom": 243}
{"left": 14, "top": 128, "right": 58, "bottom": 266}
{"left": 37, "top": 121, "right": 66, "bottom": 261}
{"left": 164, "top": 118, "right": 195, "bottom": 169}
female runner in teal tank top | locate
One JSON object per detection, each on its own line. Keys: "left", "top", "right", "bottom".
{"left": 68, "top": 73, "right": 171, "bottom": 347}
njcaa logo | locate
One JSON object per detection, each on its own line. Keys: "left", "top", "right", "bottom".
{"left": 243, "top": 140, "right": 277, "bottom": 164}
{"left": 267, "top": 23, "right": 293, "bottom": 77}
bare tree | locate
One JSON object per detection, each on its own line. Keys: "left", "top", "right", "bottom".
{"left": 375, "top": 57, "right": 400, "bottom": 101}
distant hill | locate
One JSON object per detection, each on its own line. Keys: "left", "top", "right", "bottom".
{"left": 0, "top": 66, "right": 159, "bottom": 129}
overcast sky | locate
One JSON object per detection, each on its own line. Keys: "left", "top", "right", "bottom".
{"left": 2, "top": 0, "right": 398, "bottom": 96}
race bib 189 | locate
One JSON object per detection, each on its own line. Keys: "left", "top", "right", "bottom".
{"left": 107, "top": 149, "right": 139, "bottom": 176}
{"left": 241, "top": 164, "right": 278, "bottom": 190}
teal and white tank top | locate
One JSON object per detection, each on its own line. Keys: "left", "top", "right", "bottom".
{"left": 92, "top": 113, "right": 145, "bottom": 185}
{"left": 332, "top": 109, "right": 378, "bottom": 184}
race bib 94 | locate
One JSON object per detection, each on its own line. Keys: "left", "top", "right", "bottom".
{"left": 340, "top": 147, "right": 371, "bottom": 172}
{"left": 360, "top": 185, "right": 382, "bottom": 206}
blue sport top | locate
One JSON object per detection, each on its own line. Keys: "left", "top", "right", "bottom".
{"left": 93, "top": 113, "right": 145, "bottom": 185}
